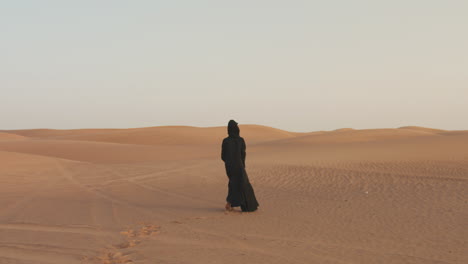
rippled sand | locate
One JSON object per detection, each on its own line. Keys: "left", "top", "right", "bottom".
{"left": 0, "top": 125, "right": 466, "bottom": 263}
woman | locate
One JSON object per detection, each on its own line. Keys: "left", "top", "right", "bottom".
{"left": 221, "top": 120, "right": 259, "bottom": 212}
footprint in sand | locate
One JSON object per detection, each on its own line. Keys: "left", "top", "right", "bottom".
{"left": 82, "top": 224, "right": 159, "bottom": 264}
{"left": 82, "top": 251, "right": 133, "bottom": 264}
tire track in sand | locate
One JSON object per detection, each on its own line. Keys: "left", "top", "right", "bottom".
{"left": 54, "top": 161, "right": 157, "bottom": 217}
{"left": 0, "top": 223, "right": 112, "bottom": 236}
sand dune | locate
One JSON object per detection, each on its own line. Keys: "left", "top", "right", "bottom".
{"left": 0, "top": 132, "right": 28, "bottom": 141}
{"left": 3, "top": 125, "right": 300, "bottom": 146}
{"left": 398, "top": 126, "right": 446, "bottom": 134}
{"left": 0, "top": 139, "right": 220, "bottom": 164}
{"left": 0, "top": 125, "right": 466, "bottom": 264}
{"left": 0, "top": 128, "right": 122, "bottom": 139}
{"left": 273, "top": 128, "right": 446, "bottom": 145}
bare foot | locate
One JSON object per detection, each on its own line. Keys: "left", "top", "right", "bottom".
{"left": 225, "top": 203, "right": 233, "bottom": 211}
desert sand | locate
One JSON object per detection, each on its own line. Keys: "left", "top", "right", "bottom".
{"left": 0, "top": 125, "right": 466, "bottom": 264}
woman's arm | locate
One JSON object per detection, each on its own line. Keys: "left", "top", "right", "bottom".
{"left": 221, "top": 139, "right": 227, "bottom": 162}
{"left": 241, "top": 138, "right": 246, "bottom": 167}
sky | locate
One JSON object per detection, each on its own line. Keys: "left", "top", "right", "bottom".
{"left": 1, "top": 0, "right": 467, "bottom": 132}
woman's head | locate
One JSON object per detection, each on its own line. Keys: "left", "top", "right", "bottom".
{"left": 228, "top": 120, "right": 240, "bottom": 137}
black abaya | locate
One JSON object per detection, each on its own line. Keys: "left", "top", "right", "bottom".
{"left": 221, "top": 120, "right": 259, "bottom": 212}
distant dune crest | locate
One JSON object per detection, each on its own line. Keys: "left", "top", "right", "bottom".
{"left": 397, "top": 126, "right": 446, "bottom": 133}
{"left": 1, "top": 125, "right": 464, "bottom": 146}
{"left": 1, "top": 125, "right": 300, "bottom": 145}
{"left": 0, "top": 132, "right": 28, "bottom": 141}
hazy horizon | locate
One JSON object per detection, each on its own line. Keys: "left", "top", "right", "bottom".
{"left": 0, "top": 123, "right": 464, "bottom": 134}
{"left": 2, "top": 1, "right": 467, "bottom": 132}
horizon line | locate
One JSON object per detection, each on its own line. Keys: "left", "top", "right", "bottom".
{"left": 2, "top": 124, "right": 465, "bottom": 134}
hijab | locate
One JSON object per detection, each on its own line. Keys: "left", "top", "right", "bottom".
{"left": 228, "top": 120, "right": 240, "bottom": 138}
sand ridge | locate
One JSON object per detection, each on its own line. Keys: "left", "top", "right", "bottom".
{"left": 2, "top": 125, "right": 301, "bottom": 145}
{"left": 0, "top": 132, "right": 28, "bottom": 141}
